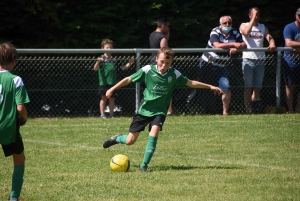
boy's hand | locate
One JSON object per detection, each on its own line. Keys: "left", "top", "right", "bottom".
{"left": 123, "top": 56, "right": 135, "bottom": 69}
{"left": 97, "top": 57, "right": 105, "bottom": 62}
{"left": 18, "top": 113, "right": 27, "bottom": 126}
{"left": 106, "top": 88, "right": 114, "bottom": 98}
{"left": 128, "top": 56, "right": 135, "bottom": 66}
{"left": 94, "top": 57, "right": 105, "bottom": 71}
{"left": 210, "top": 86, "right": 224, "bottom": 95}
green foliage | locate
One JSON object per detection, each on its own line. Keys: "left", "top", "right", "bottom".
{"left": 0, "top": 115, "right": 299, "bottom": 200}
{"left": 0, "top": 0, "right": 298, "bottom": 48}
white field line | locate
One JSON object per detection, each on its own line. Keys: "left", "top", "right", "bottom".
{"left": 24, "top": 118, "right": 299, "bottom": 128}
{"left": 24, "top": 139, "right": 293, "bottom": 171}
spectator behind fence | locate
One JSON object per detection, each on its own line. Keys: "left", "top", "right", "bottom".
{"left": 0, "top": 42, "right": 30, "bottom": 201}
{"left": 102, "top": 47, "right": 223, "bottom": 172}
{"left": 149, "top": 18, "right": 173, "bottom": 115}
{"left": 282, "top": 8, "right": 300, "bottom": 113}
{"left": 93, "top": 39, "right": 134, "bottom": 118}
{"left": 200, "top": 15, "right": 246, "bottom": 115}
{"left": 239, "top": 7, "right": 276, "bottom": 114}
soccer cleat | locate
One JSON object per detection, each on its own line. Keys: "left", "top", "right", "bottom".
{"left": 8, "top": 197, "right": 22, "bottom": 201}
{"left": 100, "top": 115, "right": 107, "bottom": 119}
{"left": 103, "top": 134, "right": 122, "bottom": 148}
{"left": 139, "top": 165, "right": 148, "bottom": 172}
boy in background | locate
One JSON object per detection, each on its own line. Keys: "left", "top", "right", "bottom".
{"left": 93, "top": 39, "right": 135, "bottom": 118}
{"left": 0, "top": 42, "right": 30, "bottom": 201}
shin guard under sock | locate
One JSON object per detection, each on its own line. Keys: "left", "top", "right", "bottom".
{"left": 116, "top": 134, "right": 128, "bottom": 144}
{"left": 141, "top": 136, "right": 158, "bottom": 167}
{"left": 10, "top": 165, "right": 25, "bottom": 199}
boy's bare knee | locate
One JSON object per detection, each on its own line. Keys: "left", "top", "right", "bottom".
{"left": 13, "top": 152, "right": 25, "bottom": 165}
{"left": 125, "top": 132, "right": 139, "bottom": 145}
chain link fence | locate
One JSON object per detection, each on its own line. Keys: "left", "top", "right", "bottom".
{"left": 14, "top": 48, "right": 297, "bottom": 117}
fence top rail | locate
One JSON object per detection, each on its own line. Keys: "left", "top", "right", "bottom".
{"left": 16, "top": 47, "right": 293, "bottom": 54}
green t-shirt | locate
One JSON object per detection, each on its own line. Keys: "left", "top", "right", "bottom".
{"left": 130, "top": 65, "right": 188, "bottom": 116}
{"left": 0, "top": 70, "right": 30, "bottom": 144}
{"left": 97, "top": 55, "right": 118, "bottom": 85}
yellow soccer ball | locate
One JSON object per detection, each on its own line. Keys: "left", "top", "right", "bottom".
{"left": 110, "top": 154, "right": 130, "bottom": 172}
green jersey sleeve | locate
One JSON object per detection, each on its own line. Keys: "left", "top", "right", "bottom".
{"left": 14, "top": 76, "right": 30, "bottom": 105}
{"left": 130, "top": 66, "right": 148, "bottom": 83}
{"left": 173, "top": 69, "right": 188, "bottom": 86}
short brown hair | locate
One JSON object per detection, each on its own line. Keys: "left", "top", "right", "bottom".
{"left": 157, "top": 47, "right": 174, "bottom": 60}
{"left": 101, "top": 39, "right": 113, "bottom": 48}
{"left": 0, "top": 42, "right": 17, "bottom": 66}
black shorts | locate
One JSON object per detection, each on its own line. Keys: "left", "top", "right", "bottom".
{"left": 129, "top": 114, "right": 166, "bottom": 133}
{"left": 98, "top": 85, "right": 118, "bottom": 98}
{"left": 282, "top": 60, "right": 300, "bottom": 85}
{"left": 1, "top": 131, "right": 24, "bottom": 157}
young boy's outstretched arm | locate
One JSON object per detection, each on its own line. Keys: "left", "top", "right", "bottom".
{"left": 106, "top": 77, "right": 133, "bottom": 98}
{"left": 186, "top": 80, "right": 224, "bottom": 95}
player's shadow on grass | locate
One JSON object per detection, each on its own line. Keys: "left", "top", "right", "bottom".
{"left": 133, "top": 165, "right": 241, "bottom": 172}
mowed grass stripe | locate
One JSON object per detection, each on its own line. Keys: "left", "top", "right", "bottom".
{"left": 23, "top": 138, "right": 295, "bottom": 171}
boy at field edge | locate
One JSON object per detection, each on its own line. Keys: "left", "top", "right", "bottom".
{"left": 102, "top": 47, "right": 223, "bottom": 172}
{"left": 0, "top": 42, "right": 30, "bottom": 201}
{"left": 93, "top": 38, "right": 134, "bottom": 118}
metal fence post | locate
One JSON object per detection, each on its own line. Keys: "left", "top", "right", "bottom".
{"left": 134, "top": 49, "right": 142, "bottom": 113}
{"left": 276, "top": 50, "right": 282, "bottom": 111}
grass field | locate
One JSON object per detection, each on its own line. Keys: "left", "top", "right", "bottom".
{"left": 0, "top": 114, "right": 299, "bottom": 201}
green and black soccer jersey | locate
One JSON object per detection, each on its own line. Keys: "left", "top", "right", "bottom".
{"left": 0, "top": 70, "right": 30, "bottom": 144}
{"left": 97, "top": 55, "right": 118, "bottom": 86}
{"left": 130, "top": 65, "right": 188, "bottom": 116}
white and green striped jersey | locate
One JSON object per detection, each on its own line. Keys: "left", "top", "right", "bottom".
{"left": 130, "top": 65, "right": 188, "bottom": 117}
{"left": 0, "top": 70, "right": 30, "bottom": 144}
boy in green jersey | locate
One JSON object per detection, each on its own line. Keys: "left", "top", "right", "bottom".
{"left": 0, "top": 42, "right": 30, "bottom": 200}
{"left": 103, "top": 47, "right": 223, "bottom": 172}
{"left": 93, "top": 39, "right": 134, "bottom": 118}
